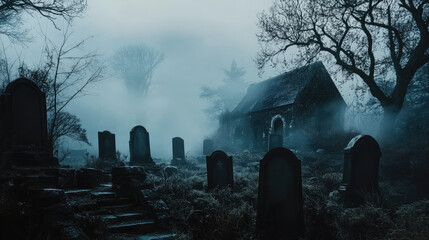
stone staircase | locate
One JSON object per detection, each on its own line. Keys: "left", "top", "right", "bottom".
{"left": 66, "top": 180, "right": 176, "bottom": 240}
{"left": 0, "top": 166, "right": 176, "bottom": 239}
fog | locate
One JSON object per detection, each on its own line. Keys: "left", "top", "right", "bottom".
{"left": 2, "top": 0, "right": 279, "bottom": 159}
{"left": 2, "top": 0, "right": 377, "bottom": 159}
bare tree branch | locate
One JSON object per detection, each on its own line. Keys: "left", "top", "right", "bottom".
{"left": 0, "top": 0, "right": 87, "bottom": 41}
{"left": 17, "top": 25, "right": 104, "bottom": 151}
{"left": 257, "top": 0, "right": 429, "bottom": 131}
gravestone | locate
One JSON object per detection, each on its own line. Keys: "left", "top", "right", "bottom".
{"left": 129, "top": 125, "right": 154, "bottom": 165}
{"left": 256, "top": 148, "right": 304, "bottom": 240}
{"left": 339, "top": 135, "right": 381, "bottom": 207}
{"left": 0, "top": 78, "right": 57, "bottom": 167}
{"left": 268, "top": 134, "right": 283, "bottom": 150}
{"left": 203, "top": 139, "right": 214, "bottom": 155}
{"left": 98, "top": 131, "right": 116, "bottom": 161}
{"left": 206, "top": 150, "right": 233, "bottom": 189}
{"left": 171, "top": 137, "right": 185, "bottom": 166}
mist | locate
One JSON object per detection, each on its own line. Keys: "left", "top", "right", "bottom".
{"left": 1, "top": 0, "right": 280, "bottom": 160}
{"left": 0, "top": 0, "right": 392, "bottom": 159}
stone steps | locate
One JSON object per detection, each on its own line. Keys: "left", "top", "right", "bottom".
{"left": 63, "top": 167, "right": 175, "bottom": 238}
{"left": 96, "top": 197, "right": 130, "bottom": 206}
{"left": 134, "top": 232, "right": 177, "bottom": 240}
{"left": 91, "top": 191, "right": 116, "bottom": 198}
{"left": 65, "top": 189, "right": 91, "bottom": 196}
{"left": 98, "top": 212, "right": 147, "bottom": 223}
{"left": 104, "top": 203, "right": 137, "bottom": 212}
{"left": 3, "top": 165, "right": 176, "bottom": 238}
{"left": 72, "top": 202, "right": 98, "bottom": 212}
{"left": 108, "top": 219, "right": 156, "bottom": 233}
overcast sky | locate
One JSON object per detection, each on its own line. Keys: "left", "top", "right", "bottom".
{"left": 4, "top": 0, "right": 370, "bottom": 159}
{"left": 8, "top": 0, "right": 284, "bottom": 159}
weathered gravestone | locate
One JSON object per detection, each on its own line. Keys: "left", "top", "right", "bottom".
{"left": 268, "top": 134, "right": 283, "bottom": 150}
{"left": 339, "top": 135, "right": 381, "bottom": 207}
{"left": 0, "top": 78, "right": 57, "bottom": 167}
{"left": 171, "top": 137, "right": 185, "bottom": 166}
{"left": 206, "top": 150, "right": 233, "bottom": 189}
{"left": 129, "top": 125, "right": 154, "bottom": 165}
{"left": 203, "top": 139, "right": 214, "bottom": 155}
{"left": 256, "top": 148, "right": 304, "bottom": 240}
{"left": 98, "top": 131, "right": 116, "bottom": 161}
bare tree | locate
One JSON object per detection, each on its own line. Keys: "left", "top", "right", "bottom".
{"left": 111, "top": 44, "right": 164, "bottom": 96}
{"left": 257, "top": 0, "right": 429, "bottom": 136}
{"left": 0, "top": 0, "right": 87, "bottom": 42}
{"left": 18, "top": 25, "right": 105, "bottom": 152}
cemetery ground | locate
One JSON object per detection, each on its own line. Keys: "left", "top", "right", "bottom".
{"left": 149, "top": 148, "right": 429, "bottom": 240}
{"left": 0, "top": 143, "right": 428, "bottom": 239}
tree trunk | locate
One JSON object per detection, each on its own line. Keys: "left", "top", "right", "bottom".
{"left": 378, "top": 71, "right": 414, "bottom": 144}
{"left": 379, "top": 103, "right": 402, "bottom": 143}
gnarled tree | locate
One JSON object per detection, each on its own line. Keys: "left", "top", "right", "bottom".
{"left": 257, "top": 0, "right": 428, "bottom": 136}
{"left": 0, "top": 0, "right": 87, "bottom": 41}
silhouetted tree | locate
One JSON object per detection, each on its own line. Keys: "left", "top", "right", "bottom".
{"left": 111, "top": 44, "right": 164, "bottom": 96}
{"left": 16, "top": 26, "right": 105, "bottom": 152}
{"left": 257, "top": 0, "right": 429, "bottom": 136}
{"left": 0, "top": 0, "right": 87, "bottom": 42}
{"left": 201, "top": 60, "right": 247, "bottom": 117}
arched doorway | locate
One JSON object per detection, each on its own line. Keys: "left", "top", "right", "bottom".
{"left": 273, "top": 118, "right": 283, "bottom": 135}
{"left": 269, "top": 115, "right": 285, "bottom": 150}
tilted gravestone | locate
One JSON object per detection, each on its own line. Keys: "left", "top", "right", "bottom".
{"left": 206, "top": 150, "right": 233, "bottom": 190}
{"left": 171, "top": 137, "right": 185, "bottom": 166}
{"left": 129, "top": 125, "right": 154, "bottom": 165}
{"left": 98, "top": 131, "right": 116, "bottom": 161}
{"left": 268, "top": 134, "right": 283, "bottom": 150}
{"left": 203, "top": 139, "right": 214, "bottom": 155}
{"left": 339, "top": 135, "right": 381, "bottom": 207}
{"left": 256, "top": 148, "right": 304, "bottom": 240}
{"left": 0, "top": 78, "right": 57, "bottom": 167}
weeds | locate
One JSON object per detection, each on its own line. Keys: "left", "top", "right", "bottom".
{"left": 148, "top": 152, "right": 429, "bottom": 240}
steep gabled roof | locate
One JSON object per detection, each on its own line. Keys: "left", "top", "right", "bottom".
{"left": 232, "top": 61, "right": 341, "bottom": 114}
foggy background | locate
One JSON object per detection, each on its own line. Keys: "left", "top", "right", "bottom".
{"left": 1, "top": 0, "right": 373, "bottom": 159}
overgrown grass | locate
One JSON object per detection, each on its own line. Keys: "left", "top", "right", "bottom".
{"left": 148, "top": 152, "right": 428, "bottom": 240}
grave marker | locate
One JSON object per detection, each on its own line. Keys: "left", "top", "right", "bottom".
{"left": 171, "top": 137, "right": 185, "bottom": 166}
{"left": 0, "top": 78, "right": 49, "bottom": 151}
{"left": 0, "top": 78, "right": 57, "bottom": 167}
{"left": 203, "top": 139, "right": 214, "bottom": 155}
{"left": 206, "top": 150, "right": 233, "bottom": 189}
{"left": 256, "top": 147, "right": 304, "bottom": 240}
{"left": 339, "top": 135, "right": 381, "bottom": 207}
{"left": 129, "top": 125, "right": 154, "bottom": 165}
{"left": 98, "top": 131, "right": 116, "bottom": 161}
